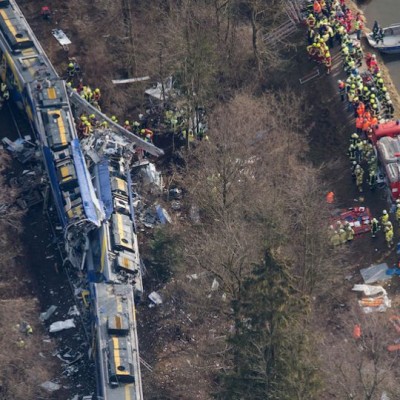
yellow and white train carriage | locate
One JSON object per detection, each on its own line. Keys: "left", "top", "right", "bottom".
{"left": 0, "top": 0, "right": 103, "bottom": 228}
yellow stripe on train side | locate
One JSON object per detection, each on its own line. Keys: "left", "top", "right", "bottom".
{"left": 3, "top": 53, "right": 22, "bottom": 91}
{"left": 0, "top": 10, "right": 30, "bottom": 43}
{"left": 100, "top": 230, "right": 107, "bottom": 273}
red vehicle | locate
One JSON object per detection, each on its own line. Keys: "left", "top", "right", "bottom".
{"left": 371, "top": 121, "right": 400, "bottom": 199}
{"left": 370, "top": 120, "right": 400, "bottom": 144}
{"left": 331, "top": 207, "right": 372, "bottom": 236}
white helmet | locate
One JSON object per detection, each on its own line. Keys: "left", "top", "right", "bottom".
{"left": 383, "top": 210, "right": 387, "bottom": 214}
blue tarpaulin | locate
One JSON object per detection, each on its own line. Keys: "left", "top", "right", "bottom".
{"left": 43, "top": 146, "right": 68, "bottom": 227}
{"left": 95, "top": 160, "right": 113, "bottom": 220}
{"left": 71, "top": 139, "right": 103, "bottom": 226}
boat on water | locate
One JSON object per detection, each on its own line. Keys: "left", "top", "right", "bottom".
{"left": 366, "top": 23, "right": 400, "bottom": 54}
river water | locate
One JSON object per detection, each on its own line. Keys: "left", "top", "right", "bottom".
{"left": 358, "top": 0, "right": 400, "bottom": 91}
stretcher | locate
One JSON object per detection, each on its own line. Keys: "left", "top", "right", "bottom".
{"left": 331, "top": 207, "right": 372, "bottom": 236}
{"left": 51, "top": 29, "right": 71, "bottom": 50}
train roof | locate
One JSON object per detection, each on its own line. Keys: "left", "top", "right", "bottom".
{"left": 92, "top": 283, "right": 143, "bottom": 400}
{"left": 88, "top": 156, "right": 142, "bottom": 294}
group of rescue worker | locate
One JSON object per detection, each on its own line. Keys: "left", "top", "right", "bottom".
{"left": 329, "top": 220, "right": 355, "bottom": 246}
{"left": 66, "top": 54, "right": 208, "bottom": 149}
{"left": 307, "top": 1, "right": 400, "bottom": 249}
{"left": 306, "top": 0, "right": 364, "bottom": 74}
{"left": 373, "top": 204, "right": 400, "bottom": 248}
{"left": 76, "top": 112, "right": 154, "bottom": 144}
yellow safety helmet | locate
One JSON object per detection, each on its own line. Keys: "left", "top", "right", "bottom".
{"left": 125, "top": 120, "right": 129, "bottom": 125}
{"left": 111, "top": 115, "right": 117, "bottom": 121}
{"left": 95, "top": 88, "right": 100, "bottom": 93}
{"left": 140, "top": 129, "right": 145, "bottom": 134}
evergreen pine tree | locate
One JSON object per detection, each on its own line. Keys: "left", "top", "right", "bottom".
{"left": 217, "top": 251, "right": 320, "bottom": 399}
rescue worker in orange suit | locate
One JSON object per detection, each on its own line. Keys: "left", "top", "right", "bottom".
{"left": 355, "top": 115, "right": 363, "bottom": 134}
{"left": 313, "top": 0, "right": 322, "bottom": 15}
{"left": 356, "top": 102, "right": 365, "bottom": 118}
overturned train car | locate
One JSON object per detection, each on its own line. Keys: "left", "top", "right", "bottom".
{"left": 0, "top": 1, "right": 144, "bottom": 399}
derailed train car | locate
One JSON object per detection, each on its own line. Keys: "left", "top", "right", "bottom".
{"left": 0, "top": 0, "right": 103, "bottom": 228}
{"left": 87, "top": 157, "right": 143, "bottom": 297}
{"left": 91, "top": 283, "right": 143, "bottom": 400}
{"left": 0, "top": 1, "right": 144, "bottom": 398}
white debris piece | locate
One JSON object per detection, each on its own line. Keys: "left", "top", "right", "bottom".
{"left": 352, "top": 284, "right": 385, "bottom": 296}
{"left": 360, "top": 263, "right": 391, "bottom": 284}
{"left": 142, "top": 163, "right": 163, "bottom": 189}
{"left": 40, "top": 381, "right": 61, "bottom": 392}
{"left": 51, "top": 29, "right": 71, "bottom": 46}
{"left": 68, "top": 305, "right": 80, "bottom": 317}
{"left": 112, "top": 76, "right": 150, "bottom": 84}
{"left": 40, "top": 305, "right": 57, "bottom": 321}
{"left": 352, "top": 284, "right": 392, "bottom": 313}
{"left": 156, "top": 205, "right": 172, "bottom": 224}
{"left": 148, "top": 291, "right": 163, "bottom": 305}
{"left": 49, "top": 319, "right": 76, "bottom": 333}
{"left": 189, "top": 205, "right": 200, "bottom": 223}
{"left": 211, "top": 278, "right": 219, "bottom": 291}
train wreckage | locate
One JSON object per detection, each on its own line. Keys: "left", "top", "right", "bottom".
{"left": 0, "top": 0, "right": 164, "bottom": 398}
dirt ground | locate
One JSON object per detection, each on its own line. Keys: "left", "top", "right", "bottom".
{"left": 0, "top": 104, "right": 95, "bottom": 399}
